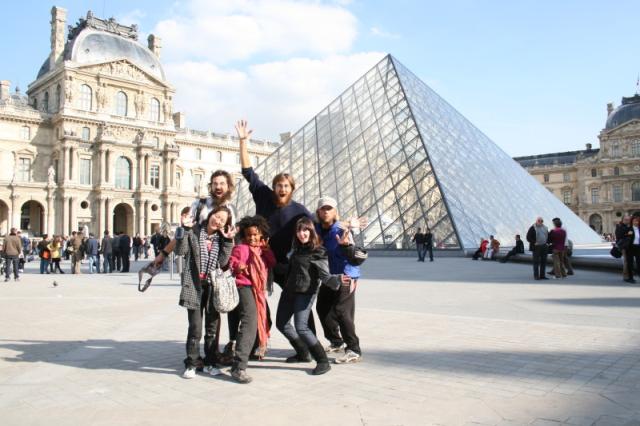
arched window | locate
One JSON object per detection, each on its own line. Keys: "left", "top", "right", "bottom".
{"left": 43, "top": 92, "right": 49, "bottom": 113}
{"left": 55, "top": 84, "right": 61, "bottom": 112}
{"left": 614, "top": 166, "right": 620, "bottom": 176}
{"left": 632, "top": 182, "right": 640, "bottom": 202}
{"left": 115, "top": 91, "right": 128, "bottom": 116}
{"left": 79, "top": 84, "right": 92, "bottom": 110}
{"left": 150, "top": 98, "right": 160, "bottom": 121}
{"left": 115, "top": 157, "right": 132, "bottom": 189}
{"left": 195, "top": 148, "right": 202, "bottom": 160}
{"left": 216, "top": 151, "right": 222, "bottom": 162}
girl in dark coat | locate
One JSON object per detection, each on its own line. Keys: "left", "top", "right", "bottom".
{"left": 275, "top": 217, "right": 349, "bottom": 375}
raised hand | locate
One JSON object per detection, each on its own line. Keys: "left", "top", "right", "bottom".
{"left": 221, "top": 225, "right": 237, "bottom": 240}
{"left": 336, "top": 228, "right": 351, "bottom": 246}
{"left": 234, "top": 119, "right": 253, "bottom": 142}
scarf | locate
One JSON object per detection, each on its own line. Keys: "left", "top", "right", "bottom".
{"left": 247, "top": 245, "right": 270, "bottom": 348}
{"left": 199, "top": 228, "right": 220, "bottom": 282}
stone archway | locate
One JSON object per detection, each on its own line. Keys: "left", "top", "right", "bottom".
{"left": 0, "top": 199, "right": 8, "bottom": 236}
{"left": 113, "top": 203, "right": 134, "bottom": 236}
{"left": 589, "top": 213, "right": 603, "bottom": 234}
{"left": 20, "top": 200, "right": 44, "bottom": 236}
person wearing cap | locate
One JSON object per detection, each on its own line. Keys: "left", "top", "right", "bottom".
{"left": 315, "top": 196, "right": 363, "bottom": 364}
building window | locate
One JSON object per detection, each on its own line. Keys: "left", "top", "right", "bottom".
{"left": 82, "top": 127, "right": 90, "bottom": 141}
{"left": 195, "top": 148, "right": 202, "bottom": 160}
{"left": 591, "top": 188, "right": 599, "bottom": 204}
{"left": 115, "top": 157, "right": 132, "bottom": 189}
{"left": 612, "top": 143, "right": 620, "bottom": 157}
{"left": 79, "top": 158, "right": 91, "bottom": 185}
{"left": 614, "top": 166, "right": 620, "bottom": 176}
{"left": 115, "top": 91, "right": 128, "bottom": 116}
{"left": 150, "top": 165, "right": 160, "bottom": 189}
{"left": 43, "top": 92, "right": 49, "bottom": 113}
{"left": 216, "top": 151, "right": 222, "bottom": 162}
{"left": 563, "top": 190, "right": 571, "bottom": 205}
{"left": 150, "top": 98, "right": 160, "bottom": 121}
{"left": 632, "top": 140, "right": 640, "bottom": 156}
{"left": 17, "top": 158, "right": 31, "bottom": 182}
{"left": 613, "top": 184, "right": 623, "bottom": 203}
{"left": 563, "top": 172, "right": 570, "bottom": 182}
{"left": 591, "top": 168, "right": 597, "bottom": 177}
{"left": 20, "top": 126, "right": 30, "bottom": 140}
{"left": 153, "top": 136, "right": 160, "bottom": 149}
{"left": 79, "top": 84, "right": 92, "bottom": 110}
{"left": 55, "top": 84, "right": 61, "bottom": 112}
{"left": 193, "top": 173, "right": 202, "bottom": 193}
{"left": 632, "top": 182, "right": 640, "bottom": 202}
{"left": 176, "top": 171, "right": 181, "bottom": 189}
{"left": 543, "top": 174, "right": 549, "bottom": 183}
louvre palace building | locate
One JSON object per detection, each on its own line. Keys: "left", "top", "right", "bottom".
{"left": 515, "top": 94, "right": 640, "bottom": 236}
{"left": 0, "top": 7, "right": 278, "bottom": 238}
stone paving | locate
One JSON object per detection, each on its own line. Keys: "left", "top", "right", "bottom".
{"left": 1, "top": 257, "right": 640, "bottom": 425}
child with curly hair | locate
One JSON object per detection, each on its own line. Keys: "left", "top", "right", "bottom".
{"left": 228, "top": 215, "right": 276, "bottom": 383}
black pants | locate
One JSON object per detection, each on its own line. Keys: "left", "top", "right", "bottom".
{"left": 317, "top": 284, "right": 361, "bottom": 354}
{"left": 51, "top": 258, "right": 63, "bottom": 273}
{"left": 422, "top": 244, "right": 433, "bottom": 261}
{"left": 185, "top": 284, "right": 220, "bottom": 368}
{"left": 228, "top": 306, "right": 240, "bottom": 341}
{"left": 4, "top": 255, "right": 19, "bottom": 279}
{"left": 113, "top": 251, "right": 121, "bottom": 271}
{"left": 502, "top": 248, "right": 518, "bottom": 263}
{"left": 629, "top": 245, "right": 640, "bottom": 279}
{"left": 532, "top": 245, "right": 548, "bottom": 279}
{"left": 121, "top": 250, "right": 130, "bottom": 272}
{"left": 416, "top": 243, "right": 425, "bottom": 261}
{"left": 233, "top": 286, "right": 258, "bottom": 371}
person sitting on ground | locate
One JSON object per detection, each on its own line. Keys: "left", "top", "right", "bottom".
{"left": 500, "top": 235, "right": 524, "bottom": 263}
{"left": 472, "top": 238, "right": 489, "bottom": 260}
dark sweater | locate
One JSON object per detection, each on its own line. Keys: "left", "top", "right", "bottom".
{"left": 241, "top": 167, "right": 312, "bottom": 263}
{"left": 285, "top": 246, "right": 341, "bottom": 294}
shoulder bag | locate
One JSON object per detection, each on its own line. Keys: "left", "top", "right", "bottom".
{"left": 211, "top": 267, "right": 239, "bottom": 313}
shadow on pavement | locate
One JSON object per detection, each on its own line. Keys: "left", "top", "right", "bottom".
{"left": 536, "top": 298, "right": 640, "bottom": 308}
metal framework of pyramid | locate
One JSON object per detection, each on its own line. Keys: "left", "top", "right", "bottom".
{"left": 235, "top": 54, "right": 602, "bottom": 250}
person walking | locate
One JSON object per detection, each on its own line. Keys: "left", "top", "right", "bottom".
{"left": 412, "top": 228, "right": 425, "bottom": 262}
{"left": 86, "top": 233, "right": 100, "bottom": 274}
{"left": 526, "top": 217, "right": 549, "bottom": 280}
{"left": 548, "top": 218, "right": 567, "bottom": 279}
{"left": 315, "top": 197, "right": 363, "bottom": 364}
{"left": 101, "top": 230, "right": 113, "bottom": 273}
{"left": 48, "top": 235, "right": 64, "bottom": 273}
{"left": 3, "top": 228, "right": 22, "bottom": 282}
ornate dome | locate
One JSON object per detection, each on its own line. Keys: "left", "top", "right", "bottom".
{"left": 37, "top": 12, "right": 165, "bottom": 81}
{"left": 605, "top": 94, "right": 640, "bottom": 130}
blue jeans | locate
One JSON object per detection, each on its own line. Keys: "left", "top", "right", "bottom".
{"left": 276, "top": 291, "right": 318, "bottom": 348}
{"left": 102, "top": 253, "right": 112, "bottom": 273}
{"left": 39, "top": 258, "right": 50, "bottom": 274}
{"left": 88, "top": 255, "right": 100, "bottom": 273}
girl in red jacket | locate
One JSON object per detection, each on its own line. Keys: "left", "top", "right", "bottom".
{"left": 228, "top": 215, "right": 276, "bottom": 383}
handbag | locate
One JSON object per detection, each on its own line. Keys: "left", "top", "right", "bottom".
{"left": 211, "top": 267, "right": 239, "bottom": 313}
{"left": 610, "top": 245, "right": 622, "bottom": 259}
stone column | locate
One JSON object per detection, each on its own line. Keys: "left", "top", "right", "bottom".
{"left": 46, "top": 194, "right": 54, "bottom": 235}
{"left": 136, "top": 199, "right": 144, "bottom": 235}
{"left": 99, "top": 150, "right": 105, "bottom": 184}
{"left": 144, "top": 200, "right": 150, "bottom": 236}
{"left": 105, "top": 150, "right": 110, "bottom": 183}
{"left": 10, "top": 194, "right": 19, "bottom": 229}
{"left": 96, "top": 197, "right": 104, "bottom": 237}
{"left": 144, "top": 155, "right": 149, "bottom": 186}
{"left": 69, "top": 197, "right": 77, "bottom": 233}
{"left": 61, "top": 196, "right": 69, "bottom": 236}
{"left": 62, "top": 147, "right": 69, "bottom": 183}
{"left": 104, "top": 198, "right": 111, "bottom": 232}
{"left": 170, "top": 159, "right": 175, "bottom": 188}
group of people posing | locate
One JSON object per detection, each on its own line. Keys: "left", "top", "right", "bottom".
{"left": 159, "top": 120, "right": 363, "bottom": 384}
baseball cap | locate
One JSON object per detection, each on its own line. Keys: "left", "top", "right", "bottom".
{"left": 317, "top": 196, "right": 338, "bottom": 210}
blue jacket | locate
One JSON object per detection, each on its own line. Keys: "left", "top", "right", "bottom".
{"left": 317, "top": 222, "right": 361, "bottom": 279}
{"left": 86, "top": 238, "right": 99, "bottom": 256}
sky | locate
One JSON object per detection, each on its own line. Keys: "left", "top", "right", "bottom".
{"left": 2, "top": 0, "right": 639, "bottom": 157}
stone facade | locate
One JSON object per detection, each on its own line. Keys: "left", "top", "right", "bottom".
{"left": 0, "top": 7, "right": 278, "bottom": 238}
{"left": 515, "top": 95, "right": 640, "bottom": 236}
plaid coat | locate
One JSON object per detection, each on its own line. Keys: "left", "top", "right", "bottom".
{"left": 175, "top": 224, "right": 234, "bottom": 310}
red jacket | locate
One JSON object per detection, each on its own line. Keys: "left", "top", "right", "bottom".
{"left": 228, "top": 243, "right": 276, "bottom": 286}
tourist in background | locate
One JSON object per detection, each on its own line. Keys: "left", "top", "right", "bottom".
{"left": 48, "top": 235, "right": 64, "bottom": 273}
{"left": 101, "top": 230, "right": 113, "bottom": 273}
{"left": 500, "top": 235, "right": 524, "bottom": 263}
{"left": 423, "top": 228, "right": 434, "bottom": 262}
{"left": 526, "top": 217, "right": 549, "bottom": 280}
{"left": 615, "top": 215, "right": 634, "bottom": 283}
{"left": 412, "top": 228, "right": 426, "bottom": 262}
{"left": 3, "top": 228, "right": 22, "bottom": 282}
{"left": 86, "top": 233, "right": 100, "bottom": 273}
{"left": 37, "top": 235, "right": 51, "bottom": 274}
{"left": 549, "top": 218, "right": 567, "bottom": 279}
{"left": 629, "top": 215, "right": 640, "bottom": 283}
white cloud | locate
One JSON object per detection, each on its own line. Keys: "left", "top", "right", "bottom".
{"left": 155, "top": 0, "right": 358, "bottom": 64}
{"left": 116, "top": 9, "right": 146, "bottom": 27}
{"left": 165, "top": 52, "right": 386, "bottom": 140}
{"left": 370, "top": 26, "right": 400, "bottom": 39}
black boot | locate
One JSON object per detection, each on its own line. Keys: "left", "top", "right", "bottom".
{"left": 308, "top": 342, "right": 331, "bottom": 375}
{"left": 285, "top": 338, "right": 311, "bottom": 363}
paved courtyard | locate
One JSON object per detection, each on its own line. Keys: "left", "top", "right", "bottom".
{"left": 1, "top": 256, "right": 640, "bottom": 426}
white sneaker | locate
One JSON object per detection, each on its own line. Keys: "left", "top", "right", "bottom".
{"left": 335, "top": 350, "right": 361, "bottom": 364}
{"left": 324, "top": 343, "right": 345, "bottom": 353}
{"left": 205, "top": 365, "right": 222, "bottom": 376}
{"left": 182, "top": 367, "right": 196, "bottom": 379}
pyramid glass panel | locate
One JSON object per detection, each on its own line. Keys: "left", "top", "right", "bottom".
{"left": 236, "top": 55, "right": 601, "bottom": 250}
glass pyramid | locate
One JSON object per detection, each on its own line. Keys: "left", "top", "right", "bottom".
{"left": 235, "top": 55, "right": 602, "bottom": 250}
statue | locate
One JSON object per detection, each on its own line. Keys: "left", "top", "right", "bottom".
{"left": 96, "top": 85, "right": 107, "bottom": 110}
{"left": 134, "top": 92, "right": 145, "bottom": 118}
{"left": 64, "top": 77, "right": 73, "bottom": 103}
{"left": 47, "top": 165, "right": 56, "bottom": 185}
{"left": 162, "top": 97, "right": 172, "bottom": 119}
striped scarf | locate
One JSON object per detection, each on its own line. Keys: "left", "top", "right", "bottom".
{"left": 199, "top": 227, "right": 220, "bottom": 282}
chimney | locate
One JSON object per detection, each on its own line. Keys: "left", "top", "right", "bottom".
{"left": 279, "top": 132, "right": 291, "bottom": 143}
{"left": 586, "top": 143, "right": 592, "bottom": 151}
{"left": 148, "top": 34, "right": 162, "bottom": 58}
{"left": 173, "top": 112, "right": 185, "bottom": 129}
{"left": 0, "top": 80, "right": 10, "bottom": 101}
{"left": 607, "top": 102, "right": 614, "bottom": 116}
{"left": 49, "top": 6, "right": 67, "bottom": 71}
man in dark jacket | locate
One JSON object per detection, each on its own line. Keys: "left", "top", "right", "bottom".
{"left": 132, "top": 233, "right": 143, "bottom": 261}
{"left": 111, "top": 232, "right": 121, "bottom": 272}
{"left": 86, "top": 233, "right": 100, "bottom": 273}
{"left": 423, "top": 228, "right": 434, "bottom": 262}
{"left": 119, "top": 232, "right": 131, "bottom": 272}
{"left": 526, "top": 217, "right": 549, "bottom": 280}
{"left": 615, "top": 215, "right": 634, "bottom": 283}
{"left": 412, "top": 228, "right": 425, "bottom": 262}
{"left": 101, "top": 230, "right": 113, "bottom": 273}
{"left": 500, "top": 235, "right": 525, "bottom": 263}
